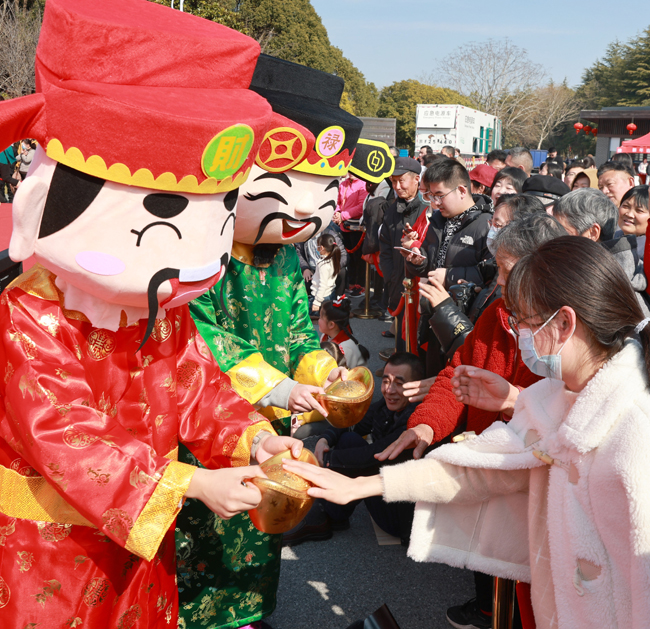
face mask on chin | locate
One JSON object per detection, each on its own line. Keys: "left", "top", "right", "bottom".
{"left": 518, "top": 309, "right": 575, "bottom": 380}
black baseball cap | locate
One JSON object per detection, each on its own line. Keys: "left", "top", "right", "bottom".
{"left": 392, "top": 156, "right": 421, "bottom": 176}
{"left": 523, "top": 175, "right": 570, "bottom": 204}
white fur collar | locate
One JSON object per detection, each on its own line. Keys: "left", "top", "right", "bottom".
{"left": 515, "top": 339, "right": 648, "bottom": 454}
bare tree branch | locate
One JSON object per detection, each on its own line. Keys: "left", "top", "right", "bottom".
{"left": 434, "top": 39, "right": 547, "bottom": 146}
{"left": 0, "top": 1, "right": 41, "bottom": 99}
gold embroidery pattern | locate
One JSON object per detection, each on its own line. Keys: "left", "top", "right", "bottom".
{"left": 231, "top": 421, "right": 275, "bottom": 468}
{"left": 87, "top": 468, "right": 110, "bottom": 485}
{"left": 63, "top": 425, "right": 100, "bottom": 449}
{"left": 0, "top": 449, "right": 179, "bottom": 527}
{"left": 177, "top": 361, "right": 203, "bottom": 391}
{"left": 124, "top": 461, "right": 195, "bottom": 561}
{"left": 151, "top": 318, "right": 172, "bottom": 343}
{"left": 33, "top": 579, "right": 61, "bottom": 607}
{"left": 37, "top": 522, "right": 72, "bottom": 542}
{"left": 9, "top": 330, "right": 38, "bottom": 359}
{"left": 235, "top": 369, "right": 259, "bottom": 389}
{"left": 16, "top": 550, "right": 34, "bottom": 572}
{"left": 87, "top": 329, "right": 117, "bottom": 360}
{"left": 9, "top": 458, "right": 39, "bottom": 477}
{"left": 129, "top": 466, "right": 154, "bottom": 491}
{"left": 117, "top": 603, "right": 142, "bottom": 628}
{"left": 38, "top": 313, "right": 60, "bottom": 337}
{"left": 83, "top": 577, "right": 111, "bottom": 606}
{"left": 0, "top": 577, "right": 9, "bottom": 608}
{"left": 0, "top": 518, "right": 16, "bottom": 545}
{"left": 4, "top": 362, "right": 14, "bottom": 384}
{"left": 102, "top": 509, "right": 133, "bottom": 542}
{"left": 222, "top": 433, "right": 239, "bottom": 458}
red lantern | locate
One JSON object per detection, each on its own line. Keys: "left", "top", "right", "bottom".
{"left": 592, "top": 128, "right": 598, "bottom": 137}
{"left": 627, "top": 123, "right": 637, "bottom": 135}
{"left": 583, "top": 125, "right": 592, "bottom": 135}
{"left": 574, "top": 122, "right": 584, "bottom": 135}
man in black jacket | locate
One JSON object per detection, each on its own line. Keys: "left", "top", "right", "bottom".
{"left": 379, "top": 157, "right": 428, "bottom": 339}
{"left": 283, "top": 352, "right": 423, "bottom": 545}
{"left": 405, "top": 159, "right": 492, "bottom": 377}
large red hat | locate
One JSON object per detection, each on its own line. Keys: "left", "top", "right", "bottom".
{"left": 0, "top": 0, "right": 313, "bottom": 193}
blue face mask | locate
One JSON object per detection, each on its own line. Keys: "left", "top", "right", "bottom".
{"left": 518, "top": 310, "right": 575, "bottom": 380}
{"left": 486, "top": 226, "right": 500, "bottom": 256}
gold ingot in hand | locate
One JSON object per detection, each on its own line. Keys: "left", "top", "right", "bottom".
{"left": 247, "top": 449, "right": 318, "bottom": 534}
{"left": 315, "top": 366, "right": 374, "bottom": 429}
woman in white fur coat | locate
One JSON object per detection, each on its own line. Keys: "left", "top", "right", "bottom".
{"left": 284, "top": 236, "right": 650, "bottom": 629}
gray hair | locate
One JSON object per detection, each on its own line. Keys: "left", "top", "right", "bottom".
{"left": 493, "top": 213, "right": 568, "bottom": 259}
{"left": 552, "top": 188, "right": 618, "bottom": 241}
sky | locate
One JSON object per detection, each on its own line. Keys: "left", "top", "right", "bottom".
{"left": 310, "top": 0, "right": 648, "bottom": 91}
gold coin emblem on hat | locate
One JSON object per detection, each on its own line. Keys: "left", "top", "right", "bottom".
{"left": 367, "top": 150, "right": 385, "bottom": 173}
{"left": 256, "top": 127, "right": 308, "bottom": 172}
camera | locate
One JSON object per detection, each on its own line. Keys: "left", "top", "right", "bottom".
{"left": 448, "top": 282, "right": 476, "bottom": 314}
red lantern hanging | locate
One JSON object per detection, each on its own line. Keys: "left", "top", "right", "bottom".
{"left": 574, "top": 122, "right": 584, "bottom": 135}
{"left": 592, "top": 128, "right": 598, "bottom": 137}
{"left": 627, "top": 123, "right": 637, "bottom": 136}
{"left": 583, "top": 125, "right": 592, "bottom": 135}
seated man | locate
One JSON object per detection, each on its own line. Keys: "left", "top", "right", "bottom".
{"left": 283, "top": 352, "right": 424, "bottom": 545}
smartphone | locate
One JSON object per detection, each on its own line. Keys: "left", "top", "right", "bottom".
{"left": 394, "top": 246, "right": 425, "bottom": 260}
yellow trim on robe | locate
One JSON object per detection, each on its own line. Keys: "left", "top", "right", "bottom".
{"left": 125, "top": 460, "right": 196, "bottom": 561}
{"left": 0, "top": 448, "right": 180, "bottom": 528}
{"left": 226, "top": 353, "right": 287, "bottom": 405}
{"left": 293, "top": 350, "right": 338, "bottom": 424}
{"left": 0, "top": 465, "right": 95, "bottom": 527}
{"left": 230, "top": 419, "right": 275, "bottom": 468}
{"left": 294, "top": 350, "right": 337, "bottom": 388}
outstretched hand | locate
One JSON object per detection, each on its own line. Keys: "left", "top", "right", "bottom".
{"left": 282, "top": 459, "right": 382, "bottom": 505}
{"left": 402, "top": 376, "right": 436, "bottom": 403}
{"left": 375, "top": 424, "right": 434, "bottom": 461}
{"left": 450, "top": 365, "right": 520, "bottom": 415}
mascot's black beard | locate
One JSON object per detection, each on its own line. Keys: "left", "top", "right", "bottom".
{"left": 137, "top": 268, "right": 179, "bottom": 352}
{"left": 137, "top": 253, "right": 230, "bottom": 352}
{"left": 253, "top": 243, "right": 282, "bottom": 267}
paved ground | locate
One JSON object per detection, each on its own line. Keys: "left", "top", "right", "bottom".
{"left": 267, "top": 294, "right": 474, "bottom": 629}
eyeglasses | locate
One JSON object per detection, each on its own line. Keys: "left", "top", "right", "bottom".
{"left": 488, "top": 218, "right": 506, "bottom": 230}
{"left": 508, "top": 310, "right": 559, "bottom": 337}
{"left": 422, "top": 186, "right": 458, "bottom": 204}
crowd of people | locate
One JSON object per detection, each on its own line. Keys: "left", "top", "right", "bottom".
{"left": 3, "top": 3, "right": 649, "bottom": 629}
{"left": 283, "top": 143, "right": 650, "bottom": 629}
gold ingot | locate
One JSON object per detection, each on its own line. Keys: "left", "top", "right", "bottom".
{"left": 247, "top": 449, "right": 318, "bottom": 534}
{"left": 315, "top": 366, "right": 374, "bottom": 429}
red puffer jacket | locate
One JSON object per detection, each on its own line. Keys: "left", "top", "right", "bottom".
{"left": 408, "top": 297, "right": 542, "bottom": 441}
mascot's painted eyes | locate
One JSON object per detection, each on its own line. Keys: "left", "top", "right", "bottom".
{"left": 143, "top": 193, "right": 189, "bottom": 219}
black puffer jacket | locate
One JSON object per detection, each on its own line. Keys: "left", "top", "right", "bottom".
{"left": 407, "top": 201, "right": 492, "bottom": 294}
{"left": 379, "top": 195, "right": 428, "bottom": 310}
{"left": 428, "top": 279, "right": 501, "bottom": 359}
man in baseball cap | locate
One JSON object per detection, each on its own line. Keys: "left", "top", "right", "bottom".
{"left": 523, "top": 175, "right": 571, "bottom": 211}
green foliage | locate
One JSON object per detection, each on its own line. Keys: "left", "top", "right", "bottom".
{"left": 578, "top": 27, "right": 650, "bottom": 108}
{"left": 149, "top": 0, "right": 379, "bottom": 116}
{"left": 377, "top": 79, "right": 474, "bottom": 150}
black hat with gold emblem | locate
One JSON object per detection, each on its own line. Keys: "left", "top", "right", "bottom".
{"left": 349, "top": 139, "right": 395, "bottom": 183}
{"left": 250, "top": 54, "right": 363, "bottom": 178}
